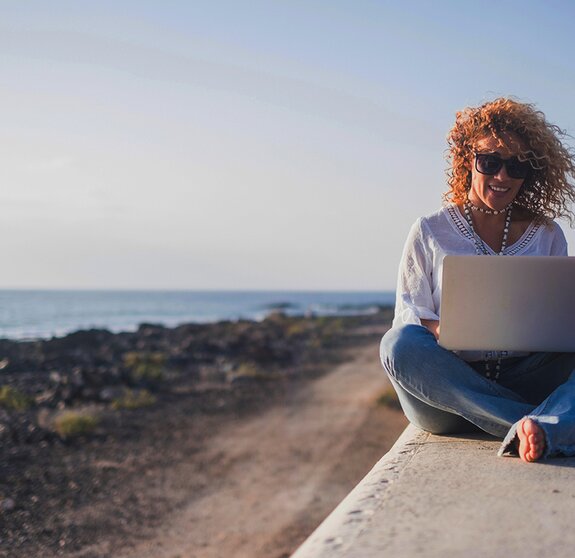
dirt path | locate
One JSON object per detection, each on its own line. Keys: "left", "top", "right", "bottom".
{"left": 108, "top": 341, "right": 407, "bottom": 558}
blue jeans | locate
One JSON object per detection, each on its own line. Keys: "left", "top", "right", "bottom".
{"left": 380, "top": 324, "right": 575, "bottom": 458}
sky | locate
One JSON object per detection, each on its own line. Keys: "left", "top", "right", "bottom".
{"left": 2, "top": 0, "right": 575, "bottom": 290}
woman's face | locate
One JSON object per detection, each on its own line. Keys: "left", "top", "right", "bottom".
{"left": 468, "top": 131, "right": 527, "bottom": 212}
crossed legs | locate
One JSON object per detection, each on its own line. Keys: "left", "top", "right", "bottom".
{"left": 380, "top": 324, "right": 575, "bottom": 462}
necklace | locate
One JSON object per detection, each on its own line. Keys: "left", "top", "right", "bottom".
{"left": 463, "top": 202, "right": 512, "bottom": 256}
{"left": 466, "top": 199, "right": 514, "bottom": 215}
{"left": 462, "top": 201, "right": 513, "bottom": 380}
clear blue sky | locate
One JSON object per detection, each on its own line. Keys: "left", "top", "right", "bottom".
{"left": 2, "top": 0, "right": 575, "bottom": 290}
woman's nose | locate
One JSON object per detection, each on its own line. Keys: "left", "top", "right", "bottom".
{"left": 493, "top": 164, "right": 510, "bottom": 180}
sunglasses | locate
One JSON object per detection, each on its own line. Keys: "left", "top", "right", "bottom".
{"left": 474, "top": 153, "right": 531, "bottom": 180}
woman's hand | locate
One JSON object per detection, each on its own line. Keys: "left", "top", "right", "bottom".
{"left": 421, "top": 319, "right": 440, "bottom": 341}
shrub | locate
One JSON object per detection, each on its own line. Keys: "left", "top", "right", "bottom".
{"left": 315, "top": 317, "right": 345, "bottom": 346}
{"left": 233, "top": 362, "right": 271, "bottom": 381}
{"left": 0, "top": 386, "right": 32, "bottom": 411}
{"left": 285, "top": 320, "right": 310, "bottom": 338}
{"left": 112, "top": 389, "right": 156, "bottom": 410}
{"left": 123, "top": 352, "right": 166, "bottom": 383}
{"left": 54, "top": 411, "right": 99, "bottom": 439}
{"left": 377, "top": 386, "right": 402, "bottom": 410}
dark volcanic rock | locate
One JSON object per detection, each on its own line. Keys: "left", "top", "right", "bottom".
{"left": 0, "top": 309, "right": 393, "bottom": 448}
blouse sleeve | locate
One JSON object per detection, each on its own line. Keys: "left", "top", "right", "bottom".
{"left": 550, "top": 222, "right": 568, "bottom": 256}
{"left": 392, "top": 218, "right": 440, "bottom": 327}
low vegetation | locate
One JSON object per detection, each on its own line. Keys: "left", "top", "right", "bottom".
{"left": 0, "top": 386, "right": 32, "bottom": 411}
{"left": 377, "top": 385, "right": 402, "bottom": 411}
{"left": 232, "top": 362, "right": 272, "bottom": 381}
{"left": 112, "top": 389, "right": 156, "bottom": 410}
{"left": 316, "top": 317, "right": 345, "bottom": 347}
{"left": 123, "top": 352, "right": 166, "bottom": 384}
{"left": 53, "top": 411, "right": 99, "bottom": 439}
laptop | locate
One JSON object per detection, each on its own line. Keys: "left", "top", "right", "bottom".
{"left": 438, "top": 255, "right": 575, "bottom": 352}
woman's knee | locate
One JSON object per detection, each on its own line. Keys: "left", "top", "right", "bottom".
{"left": 387, "top": 375, "right": 477, "bottom": 435}
{"left": 407, "top": 408, "right": 480, "bottom": 435}
{"left": 379, "top": 324, "right": 430, "bottom": 376}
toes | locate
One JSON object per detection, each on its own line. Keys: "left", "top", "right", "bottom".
{"left": 517, "top": 419, "right": 545, "bottom": 462}
{"left": 529, "top": 433, "right": 542, "bottom": 449}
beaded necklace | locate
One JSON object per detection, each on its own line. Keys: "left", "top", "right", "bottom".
{"left": 463, "top": 201, "right": 512, "bottom": 256}
{"left": 465, "top": 199, "right": 514, "bottom": 216}
{"left": 462, "top": 201, "right": 513, "bottom": 380}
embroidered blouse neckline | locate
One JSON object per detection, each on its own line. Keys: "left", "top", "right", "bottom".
{"left": 446, "top": 204, "right": 540, "bottom": 255}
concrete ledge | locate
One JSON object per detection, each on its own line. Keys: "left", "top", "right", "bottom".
{"left": 291, "top": 424, "right": 575, "bottom": 557}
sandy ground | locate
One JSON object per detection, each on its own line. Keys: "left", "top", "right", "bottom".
{"left": 90, "top": 341, "right": 406, "bottom": 558}
{"left": 18, "top": 333, "right": 409, "bottom": 558}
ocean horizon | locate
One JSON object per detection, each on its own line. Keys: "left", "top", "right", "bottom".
{"left": 0, "top": 289, "right": 395, "bottom": 341}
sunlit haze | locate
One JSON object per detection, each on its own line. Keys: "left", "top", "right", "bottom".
{"left": 2, "top": 0, "right": 575, "bottom": 290}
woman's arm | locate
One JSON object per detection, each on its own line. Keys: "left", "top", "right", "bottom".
{"left": 550, "top": 222, "right": 568, "bottom": 256}
{"left": 393, "top": 219, "right": 440, "bottom": 328}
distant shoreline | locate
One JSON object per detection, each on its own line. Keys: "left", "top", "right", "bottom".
{"left": 0, "top": 289, "right": 395, "bottom": 341}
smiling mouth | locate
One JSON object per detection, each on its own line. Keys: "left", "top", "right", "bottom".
{"left": 489, "top": 185, "right": 510, "bottom": 193}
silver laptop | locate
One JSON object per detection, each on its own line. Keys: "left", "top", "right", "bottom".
{"left": 439, "top": 255, "right": 575, "bottom": 352}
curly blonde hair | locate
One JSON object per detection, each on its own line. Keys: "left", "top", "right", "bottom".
{"left": 445, "top": 98, "right": 575, "bottom": 224}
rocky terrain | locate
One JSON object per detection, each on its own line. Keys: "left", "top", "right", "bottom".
{"left": 0, "top": 308, "right": 398, "bottom": 557}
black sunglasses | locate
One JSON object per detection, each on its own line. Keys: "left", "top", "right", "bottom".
{"left": 474, "top": 153, "right": 531, "bottom": 180}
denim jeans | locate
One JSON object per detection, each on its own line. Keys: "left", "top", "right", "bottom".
{"left": 380, "top": 324, "right": 575, "bottom": 458}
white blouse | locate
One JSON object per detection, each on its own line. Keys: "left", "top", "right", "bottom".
{"left": 393, "top": 204, "right": 568, "bottom": 358}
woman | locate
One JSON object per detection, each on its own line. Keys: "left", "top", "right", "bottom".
{"left": 380, "top": 98, "right": 575, "bottom": 463}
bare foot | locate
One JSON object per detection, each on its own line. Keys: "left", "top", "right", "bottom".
{"left": 517, "top": 418, "right": 545, "bottom": 463}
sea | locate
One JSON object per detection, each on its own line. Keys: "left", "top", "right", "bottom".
{"left": 0, "top": 290, "right": 395, "bottom": 341}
